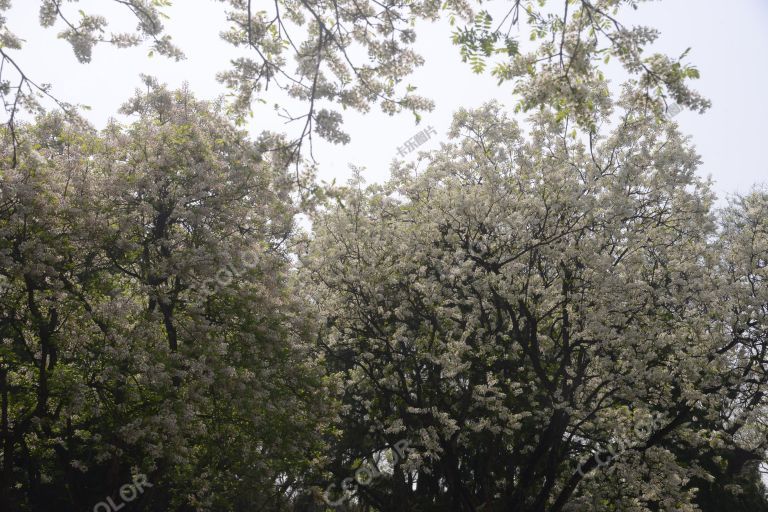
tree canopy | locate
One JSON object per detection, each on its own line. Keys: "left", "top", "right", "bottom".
{"left": 1, "top": 0, "right": 707, "bottom": 159}
{"left": 303, "top": 98, "right": 768, "bottom": 511}
{"left": 0, "top": 1, "right": 766, "bottom": 511}
{"left": 0, "top": 83, "right": 333, "bottom": 510}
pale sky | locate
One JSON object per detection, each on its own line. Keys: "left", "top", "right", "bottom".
{"left": 5, "top": 0, "right": 767, "bottom": 202}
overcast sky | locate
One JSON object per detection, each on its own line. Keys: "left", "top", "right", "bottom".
{"left": 5, "top": 0, "right": 767, "bottom": 202}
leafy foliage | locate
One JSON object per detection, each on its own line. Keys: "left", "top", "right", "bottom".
{"left": 0, "top": 2, "right": 765, "bottom": 511}
{"left": 0, "top": 0, "right": 708, "bottom": 160}
{"left": 0, "top": 82, "right": 332, "bottom": 511}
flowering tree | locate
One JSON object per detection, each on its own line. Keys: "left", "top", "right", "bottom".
{"left": 303, "top": 99, "right": 765, "bottom": 511}
{"left": 720, "top": 189, "right": 768, "bottom": 430}
{"left": 1, "top": 0, "right": 707, "bottom": 160}
{"left": 0, "top": 2, "right": 764, "bottom": 511}
{"left": 0, "top": 82, "right": 331, "bottom": 511}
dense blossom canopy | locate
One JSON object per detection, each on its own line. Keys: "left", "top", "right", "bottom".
{"left": 1, "top": 0, "right": 708, "bottom": 156}
{"left": 0, "top": 84, "right": 332, "bottom": 510}
{"left": 303, "top": 101, "right": 768, "bottom": 511}
{"left": 0, "top": 1, "right": 765, "bottom": 511}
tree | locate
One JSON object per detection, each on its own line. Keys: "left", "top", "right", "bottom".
{"left": 659, "top": 188, "right": 768, "bottom": 512}
{"left": 0, "top": 81, "right": 332, "bottom": 511}
{"left": 1, "top": 0, "right": 708, "bottom": 163}
{"left": 303, "top": 99, "right": 763, "bottom": 511}
{"left": 0, "top": 0, "right": 182, "bottom": 166}
{"left": 0, "top": 2, "right": 762, "bottom": 511}
{"left": 693, "top": 188, "right": 768, "bottom": 511}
